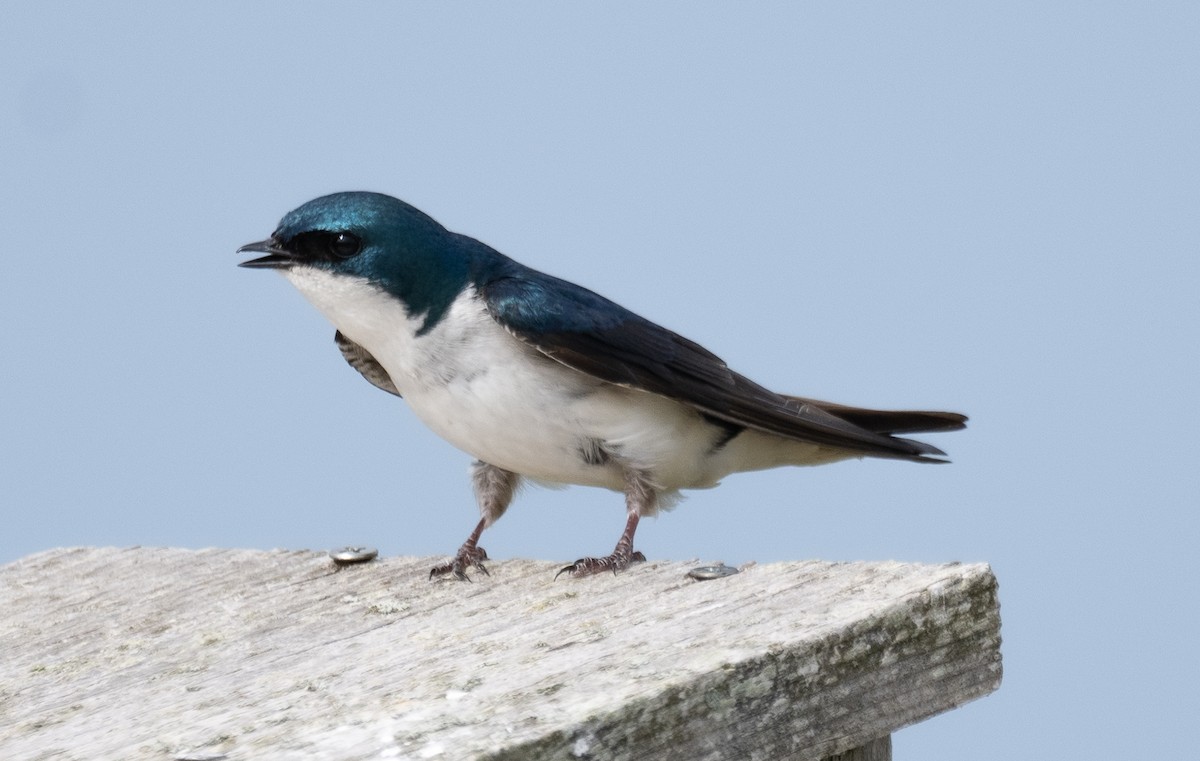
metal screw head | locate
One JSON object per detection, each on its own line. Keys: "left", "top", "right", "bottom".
{"left": 686, "top": 564, "right": 740, "bottom": 581}
{"left": 329, "top": 546, "right": 379, "bottom": 565}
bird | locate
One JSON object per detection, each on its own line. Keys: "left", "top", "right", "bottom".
{"left": 239, "top": 192, "right": 966, "bottom": 580}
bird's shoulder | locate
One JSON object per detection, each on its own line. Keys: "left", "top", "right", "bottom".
{"left": 475, "top": 264, "right": 745, "bottom": 406}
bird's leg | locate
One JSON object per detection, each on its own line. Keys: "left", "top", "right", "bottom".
{"left": 429, "top": 517, "right": 489, "bottom": 581}
{"left": 430, "top": 462, "right": 520, "bottom": 581}
{"left": 557, "top": 469, "right": 653, "bottom": 579}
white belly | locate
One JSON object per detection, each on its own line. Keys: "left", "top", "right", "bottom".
{"left": 282, "top": 268, "right": 853, "bottom": 497}
{"left": 283, "top": 269, "right": 728, "bottom": 488}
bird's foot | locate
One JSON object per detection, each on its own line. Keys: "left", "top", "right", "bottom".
{"left": 429, "top": 545, "right": 490, "bottom": 581}
{"left": 555, "top": 549, "right": 646, "bottom": 579}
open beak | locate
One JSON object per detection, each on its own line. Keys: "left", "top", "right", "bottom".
{"left": 238, "top": 238, "right": 297, "bottom": 269}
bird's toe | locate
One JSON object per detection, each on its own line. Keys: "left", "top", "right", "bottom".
{"left": 555, "top": 550, "right": 646, "bottom": 579}
{"left": 430, "top": 546, "right": 490, "bottom": 581}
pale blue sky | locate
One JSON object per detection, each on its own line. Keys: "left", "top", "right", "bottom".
{"left": 2, "top": 3, "right": 1197, "bottom": 759}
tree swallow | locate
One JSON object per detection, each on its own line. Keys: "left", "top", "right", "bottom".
{"left": 239, "top": 192, "right": 966, "bottom": 579}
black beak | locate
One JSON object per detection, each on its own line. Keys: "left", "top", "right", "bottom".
{"left": 238, "top": 238, "right": 297, "bottom": 269}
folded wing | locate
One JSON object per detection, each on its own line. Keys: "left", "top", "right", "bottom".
{"left": 481, "top": 274, "right": 965, "bottom": 462}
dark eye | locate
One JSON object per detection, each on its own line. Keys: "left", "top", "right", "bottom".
{"left": 330, "top": 232, "right": 362, "bottom": 259}
{"left": 283, "top": 230, "right": 364, "bottom": 263}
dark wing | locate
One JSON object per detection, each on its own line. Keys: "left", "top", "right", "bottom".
{"left": 334, "top": 331, "right": 401, "bottom": 397}
{"left": 480, "top": 274, "right": 961, "bottom": 461}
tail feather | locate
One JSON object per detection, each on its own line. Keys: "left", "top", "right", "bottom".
{"left": 782, "top": 395, "right": 968, "bottom": 436}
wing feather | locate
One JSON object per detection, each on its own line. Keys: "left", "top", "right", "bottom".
{"left": 335, "top": 331, "right": 401, "bottom": 397}
{"left": 481, "top": 275, "right": 960, "bottom": 461}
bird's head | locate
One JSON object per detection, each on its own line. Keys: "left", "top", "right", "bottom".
{"left": 240, "top": 192, "right": 473, "bottom": 327}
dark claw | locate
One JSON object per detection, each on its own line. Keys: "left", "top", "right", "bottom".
{"left": 430, "top": 546, "right": 489, "bottom": 581}
{"left": 555, "top": 550, "right": 646, "bottom": 579}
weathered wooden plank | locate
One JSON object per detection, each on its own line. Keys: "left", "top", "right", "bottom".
{"left": 0, "top": 548, "right": 1001, "bottom": 760}
{"left": 824, "top": 736, "right": 891, "bottom": 761}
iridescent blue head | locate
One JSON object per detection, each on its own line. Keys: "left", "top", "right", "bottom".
{"left": 239, "top": 192, "right": 480, "bottom": 329}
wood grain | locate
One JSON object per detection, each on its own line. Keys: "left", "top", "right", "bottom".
{"left": 0, "top": 548, "right": 1001, "bottom": 760}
